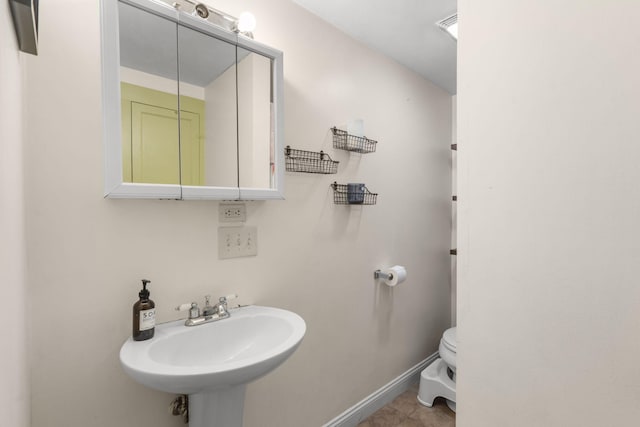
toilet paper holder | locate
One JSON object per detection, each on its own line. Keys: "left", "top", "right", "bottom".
{"left": 374, "top": 269, "right": 394, "bottom": 281}
{"left": 374, "top": 266, "right": 407, "bottom": 287}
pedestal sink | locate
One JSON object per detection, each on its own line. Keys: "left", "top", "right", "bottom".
{"left": 120, "top": 305, "right": 306, "bottom": 427}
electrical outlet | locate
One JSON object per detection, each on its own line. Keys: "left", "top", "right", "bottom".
{"left": 219, "top": 203, "right": 246, "bottom": 222}
{"left": 218, "top": 226, "right": 257, "bottom": 259}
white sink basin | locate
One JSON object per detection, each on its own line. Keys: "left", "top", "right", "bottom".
{"left": 120, "top": 305, "right": 306, "bottom": 396}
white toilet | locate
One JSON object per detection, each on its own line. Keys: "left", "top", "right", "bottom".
{"left": 417, "top": 327, "right": 457, "bottom": 412}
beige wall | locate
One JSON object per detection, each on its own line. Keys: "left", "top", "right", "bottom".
{"left": 24, "top": 1, "right": 451, "bottom": 426}
{"left": 205, "top": 63, "right": 238, "bottom": 187}
{"left": 457, "top": 1, "right": 640, "bottom": 426}
{"left": 0, "top": 3, "right": 30, "bottom": 427}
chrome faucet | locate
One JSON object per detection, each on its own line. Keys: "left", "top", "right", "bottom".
{"left": 215, "top": 295, "right": 232, "bottom": 317}
{"left": 175, "top": 294, "right": 237, "bottom": 326}
{"left": 202, "top": 295, "right": 216, "bottom": 316}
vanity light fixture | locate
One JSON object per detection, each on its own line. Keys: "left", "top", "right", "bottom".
{"left": 193, "top": 3, "right": 209, "bottom": 19}
{"left": 169, "top": 0, "right": 256, "bottom": 38}
{"left": 436, "top": 13, "right": 458, "bottom": 41}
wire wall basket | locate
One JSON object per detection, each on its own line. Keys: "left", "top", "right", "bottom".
{"left": 331, "top": 127, "right": 377, "bottom": 154}
{"left": 285, "top": 146, "right": 339, "bottom": 174}
{"left": 330, "top": 182, "right": 378, "bottom": 205}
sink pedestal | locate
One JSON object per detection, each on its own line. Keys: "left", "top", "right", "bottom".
{"left": 189, "top": 385, "right": 246, "bottom": 427}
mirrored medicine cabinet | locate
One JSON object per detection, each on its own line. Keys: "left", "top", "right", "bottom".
{"left": 100, "top": 0, "right": 284, "bottom": 200}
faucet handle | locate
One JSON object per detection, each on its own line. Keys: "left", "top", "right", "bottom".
{"left": 216, "top": 294, "right": 237, "bottom": 316}
{"left": 175, "top": 303, "right": 192, "bottom": 311}
{"left": 175, "top": 302, "right": 200, "bottom": 319}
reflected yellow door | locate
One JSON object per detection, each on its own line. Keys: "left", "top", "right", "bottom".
{"left": 131, "top": 103, "right": 180, "bottom": 184}
{"left": 178, "top": 110, "right": 202, "bottom": 186}
{"left": 122, "top": 82, "right": 205, "bottom": 185}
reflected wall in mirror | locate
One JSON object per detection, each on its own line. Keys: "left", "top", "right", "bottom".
{"left": 101, "top": 0, "right": 284, "bottom": 200}
{"left": 177, "top": 23, "right": 238, "bottom": 188}
{"left": 237, "top": 48, "right": 273, "bottom": 190}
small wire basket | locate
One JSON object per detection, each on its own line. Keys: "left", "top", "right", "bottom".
{"left": 285, "top": 146, "right": 339, "bottom": 174}
{"left": 330, "top": 182, "right": 378, "bottom": 205}
{"left": 331, "top": 127, "right": 377, "bottom": 154}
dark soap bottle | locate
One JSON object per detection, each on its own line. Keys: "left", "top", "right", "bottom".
{"left": 132, "top": 279, "right": 155, "bottom": 341}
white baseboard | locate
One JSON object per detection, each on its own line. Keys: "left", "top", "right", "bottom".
{"left": 322, "top": 353, "right": 439, "bottom": 427}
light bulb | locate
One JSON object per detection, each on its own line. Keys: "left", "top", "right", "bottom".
{"left": 237, "top": 12, "right": 256, "bottom": 33}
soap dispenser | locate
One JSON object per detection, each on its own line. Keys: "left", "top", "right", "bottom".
{"left": 132, "top": 279, "right": 155, "bottom": 341}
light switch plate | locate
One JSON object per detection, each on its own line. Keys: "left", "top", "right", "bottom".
{"left": 218, "top": 226, "right": 257, "bottom": 259}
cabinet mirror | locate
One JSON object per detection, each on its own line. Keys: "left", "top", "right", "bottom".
{"left": 101, "top": 0, "right": 284, "bottom": 200}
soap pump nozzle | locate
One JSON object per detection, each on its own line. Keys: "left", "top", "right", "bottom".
{"left": 139, "top": 279, "right": 151, "bottom": 299}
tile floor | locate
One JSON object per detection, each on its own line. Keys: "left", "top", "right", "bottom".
{"left": 357, "top": 384, "right": 455, "bottom": 427}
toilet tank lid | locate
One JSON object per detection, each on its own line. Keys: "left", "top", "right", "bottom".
{"left": 442, "top": 327, "right": 457, "bottom": 348}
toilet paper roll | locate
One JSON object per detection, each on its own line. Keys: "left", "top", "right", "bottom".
{"left": 382, "top": 265, "right": 407, "bottom": 287}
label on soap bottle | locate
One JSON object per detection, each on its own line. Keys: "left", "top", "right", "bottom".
{"left": 139, "top": 308, "right": 156, "bottom": 331}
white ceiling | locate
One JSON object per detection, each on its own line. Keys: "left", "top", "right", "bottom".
{"left": 119, "top": 1, "right": 250, "bottom": 87}
{"left": 292, "top": 0, "right": 457, "bottom": 94}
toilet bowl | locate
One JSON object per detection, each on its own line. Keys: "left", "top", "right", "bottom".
{"left": 417, "top": 327, "right": 457, "bottom": 412}
{"left": 438, "top": 327, "right": 456, "bottom": 381}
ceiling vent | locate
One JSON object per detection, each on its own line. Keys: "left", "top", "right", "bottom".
{"left": 436, "top": 13, "right": 458, "bottom": 41}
